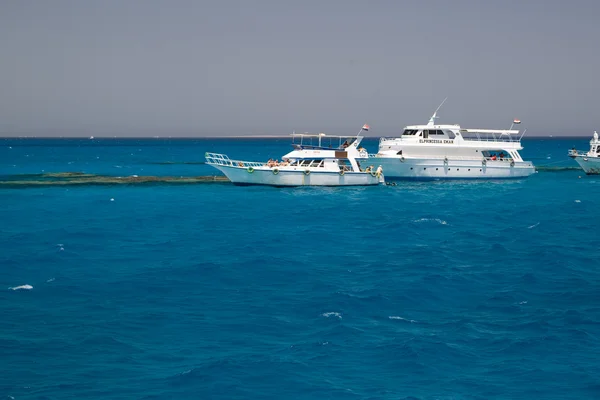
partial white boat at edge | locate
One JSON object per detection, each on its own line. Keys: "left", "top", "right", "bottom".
{"left": 205, "top": 126, "right": 385, "bottom": 186}
{"left": 359, "top": 101, "right": 536, "bottom": 180}
{"left": 569, "top": 131, "right": 600, "bottom": 174}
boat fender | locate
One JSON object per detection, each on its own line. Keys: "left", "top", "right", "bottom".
{"left": 304, "top": 169, "right": 311, "bottom": 175}
{"left": 272, "top": 168, "right": 279, "bottom": 175}
{"left": 400, "top": 156, "right": 405, "bottom": 162}
{"left": 370, "top": 171, "right": 377, "bottom": 177}
{"left": 444, "top": 157, "right": 448, "bottom": 165}
{"left": 339, "top": 170, "right": 345, "bottom": 176}
{"left": 247, "top": 167, "right": 254, "bottom": 173}
{"left": 482, "top": 159, "right": 487, "bottom": 166}
{"left": 510, "top": 161, "right": 515, "bottom": 167}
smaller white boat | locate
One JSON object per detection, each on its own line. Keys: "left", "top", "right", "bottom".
{"left": 205, "top": 127, "right": 384, "bottom": 186}
{"left": 568, "top": 131, "right": 600, "bottom": 174}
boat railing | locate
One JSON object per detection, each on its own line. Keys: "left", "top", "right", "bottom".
{"left": 461, "top": 135, "right": 521, "bottom": 143}
{"left": 204, "top": 152, "right": 265, "bottom": 168}
{"left": 365, "top": 154, "right": 516, "bottom": 162}
{"left": 568, "top": 149, "right": 584, "bottom": 157}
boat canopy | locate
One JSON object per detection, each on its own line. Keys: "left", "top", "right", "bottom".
{"left": 291, "top": 133, "right": 362, "bottom": 150}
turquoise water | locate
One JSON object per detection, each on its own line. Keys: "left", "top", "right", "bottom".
{"left": 1, "top": 138, "right": 599, "bottom": 399}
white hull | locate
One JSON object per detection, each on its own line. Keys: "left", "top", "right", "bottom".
{"left": 361, "top": 157, "right": 535, "bottom": 180}
{"left": 572, "top": 155, "right": 600, "bottom": 174}
{"left": 214, "top": 165, "right": 382, "bottom": 186}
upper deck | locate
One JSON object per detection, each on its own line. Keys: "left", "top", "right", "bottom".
{"left": 381, "top": 124, "right": 523, "bottom": 145}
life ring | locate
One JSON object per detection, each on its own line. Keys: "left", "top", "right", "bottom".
{"left": 247, "top": 167, "right": 254, "bottom": 173}
{"left": 482, "top": 159, "right": 487, "bottom": 166}
{"left": 339, "top": 170, "right": 345, "bottom": 176}
{"left": 304, "top": 169, "right": 311, "bottom": 175}
{"left": 273, "top": 168, "right": 279, "bottom": 175}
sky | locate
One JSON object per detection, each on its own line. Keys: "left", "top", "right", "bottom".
{"left": 0, "top": 0, "right": 598, "bottom": 137}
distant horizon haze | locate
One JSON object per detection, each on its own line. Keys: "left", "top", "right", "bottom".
{"left": 1, "top": 0, "right": 598, "bottom": 137}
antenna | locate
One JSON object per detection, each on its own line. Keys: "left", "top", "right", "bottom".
{"left": 427, "top": 97, "right": 448, "bottom": 126}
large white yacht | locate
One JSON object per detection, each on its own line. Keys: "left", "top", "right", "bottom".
{"left": 361, "top": 106, "right": 536, "bottom": 180}
{"left": 568, "top": 131, "right": 600, "bottom": 174}
{"left": 205, "top": 126, "right": 385, "bottom": 186}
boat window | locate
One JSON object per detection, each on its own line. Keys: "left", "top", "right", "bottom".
{"left": 423, "top": 130, "right": 429, "bottom": 138}
{"left": 310, "top": 160, "right": 323, "bottom": 167}
{"left": 444, "top": 130, "right": 456, "bottom": 139}
{"left": 402, "top": 129, "right": 418, "bottom": 135}
{"left": 426, "top": 129, "right": 444, "bottom": 135}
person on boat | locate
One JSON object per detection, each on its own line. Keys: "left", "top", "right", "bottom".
{"left": 376, "top": 165, "right": 383, "bottom": 176}
{"left": 365, "top": 165, "right": 373, "bottom": 173}
{"left": 499, "top": 152, "right": 505, "bottom": 159}
{"left": 491, "top": 154, "right": 497, "bottom": 160}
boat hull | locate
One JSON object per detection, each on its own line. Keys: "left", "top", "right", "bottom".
{"left": 359, "top": 157, "right": 535, "bottom": 180}
{"left": 211, "top": 165, "right": 382, "bottom": 186}
{"left": 572, "top": 155, "right": 600, "bottom": 174}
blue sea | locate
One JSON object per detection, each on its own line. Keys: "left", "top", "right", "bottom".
{"left": 1, "top": 137, "right": 599, "bottom": 399}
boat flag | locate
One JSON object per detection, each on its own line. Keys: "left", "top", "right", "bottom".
{"left": 513, "top": 119, "right": 521, "bottom": 124}
{"left": 362, "top": 124, "right": 370, "bottom": 131}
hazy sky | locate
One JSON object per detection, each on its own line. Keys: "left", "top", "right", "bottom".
{"left": 1, "top": 0, "right": 598, "bottom": 137}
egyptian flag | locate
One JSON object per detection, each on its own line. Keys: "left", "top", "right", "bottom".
{"left": 362, "top": 124, "right": 370, "bottom": 131}
{"left": 513, "top": 119, "right": 521, "bottom": 124}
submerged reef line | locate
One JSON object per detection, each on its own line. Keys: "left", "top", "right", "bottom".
{"left": 0, "top": 172, "right": 229, "bottom": 187}
{"left": 534, "top": 166, "right": 582, "bottom": 172}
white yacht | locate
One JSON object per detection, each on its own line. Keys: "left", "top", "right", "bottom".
{"left": 568, "top": 131, "right": 600, "bottom": 174}
{"left": 205, "top": 126, "right": 384, "bottom": 186}
{"left": 361, "top": 106, "right": 536, "bottom": 180}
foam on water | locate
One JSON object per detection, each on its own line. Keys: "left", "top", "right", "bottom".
{"left": 9, "top": 284, "right": 33, "bottom": 291}
{"left": 414, "top": 217, "right": 449, "bottom": 225}
{"left": 388, "top": 316, "right": 417, "bottom": 323}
